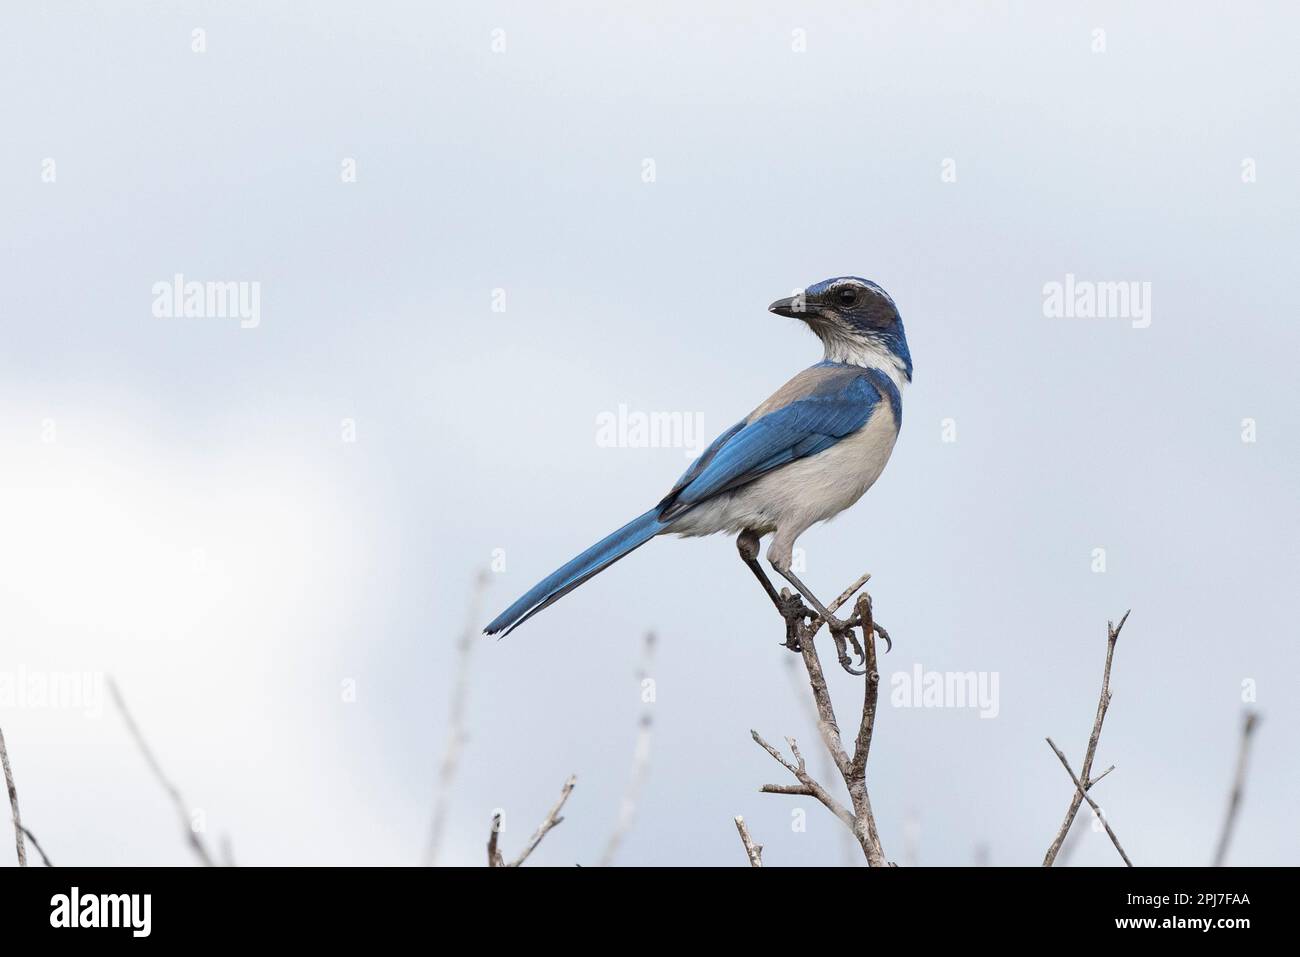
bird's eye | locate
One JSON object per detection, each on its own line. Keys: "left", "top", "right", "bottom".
{"left": 835, "top": 287, "right": 859, "bottom": 307}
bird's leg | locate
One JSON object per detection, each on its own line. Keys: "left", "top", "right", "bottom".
{"left": 772, "top": 564, "right": 865, "bottom": 675}
{"left": 773, "top": 565, "right": 840, "bottom": 631}
{"left": 736, "top": 530, "right": 784, "bottom": 612}
{"left": 737, "top": 531, "right": 809, "bottom": 653}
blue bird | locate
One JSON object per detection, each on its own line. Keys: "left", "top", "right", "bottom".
{"left": 484, "top": 277, "right": 911, "bottom": 668}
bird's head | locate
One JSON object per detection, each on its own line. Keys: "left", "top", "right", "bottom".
{"left": 769, "top": 277, "right": 912, "bottom": 383}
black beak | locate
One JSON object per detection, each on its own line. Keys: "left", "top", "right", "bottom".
{"left": 768, "top": 296, "right": 809, "bottom": 319}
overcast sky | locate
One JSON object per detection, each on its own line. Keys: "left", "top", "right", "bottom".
{"left": 2, "top": 2, "right": 1296, "bottom": 866}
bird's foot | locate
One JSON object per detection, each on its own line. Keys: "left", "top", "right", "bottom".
{"left": 829, "top": 620, "right": 867, "bottom": 676}
{"left": 777, "top": 589, "right": 812, "bottom": 653}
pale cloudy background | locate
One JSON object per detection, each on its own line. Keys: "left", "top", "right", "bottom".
{"left": 1, "top": 2, "right": 1296, "bottom": 867}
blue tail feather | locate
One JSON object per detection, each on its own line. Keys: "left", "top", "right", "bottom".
{"left": 484, "top": 508, "right": 667, "bottom": 636}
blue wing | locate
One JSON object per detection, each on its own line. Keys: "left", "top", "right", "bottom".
{"left": 657, "top": 366, "right": 885, "bottom": 521}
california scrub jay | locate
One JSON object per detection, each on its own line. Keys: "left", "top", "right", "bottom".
{"left": 485, "top": 277, "right": 911, "bottom": 669}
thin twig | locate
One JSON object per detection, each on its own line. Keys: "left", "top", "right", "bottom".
{"left": 733, "top": 815, "right": 763, "bottom": 867}
{"left": 759, "top": 783, "right": 815, "bottom": 796}
{"left": 18, "top": 824, "right": 52, "bottom": 867}
{"left": 107, "top": 678, "right": 216, "bottom": 867}
{"left": 599, "top": 632, "right": 656, "bottom": 866}
{"left": 1046, "top": 737, "right": 1132, "bottom": 866}
{"left": 1089, "top": 765, "right": 1116, "bottom": 788}
{"left": 486, "top": 813, "right": 505, "bottom": 867}
{"left": 0, "top": 725, "right": 26, "bottom": 866}
{"left": 782, "top": 653, "right": 857, "bottom": 865}
{"left": 488, "top": 774, "right": 577, "bottom": 868}
{"left": 1042, "top": 609, "right": 1129, "bottom": 867}
{"left": 1055, "top": 812, "right": 1087, "bottom": 866}
{"left": 807, "top": 571, "right": 872, "bottom": 633}
{"left": 1212, "top": 710, "right": 1261, "bottom": 867}
{"left": 424, "top": 569, "right": 491, "bottom": 866}
{"left": 751, "top": 730, "right": 855, "bottom": 830}
{"left": 848, "top": 594, "right": 882, "bottom": 780}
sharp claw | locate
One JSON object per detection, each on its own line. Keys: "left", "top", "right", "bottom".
{"left": 837, "top": 655, "right": 867, "bottom": 677}
{"left": 873, "top": 623, "right": 893, "bottom": 654}
{"left": 827, "top": 627, "right": 867, "bottom": 676}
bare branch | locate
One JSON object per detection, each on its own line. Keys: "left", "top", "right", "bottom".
{"left": 751, "top": 588, "right": 889, "bottom": 867}
{"left": 733, "top": 815, "right": 763, "bottom": 867}
{"left": 1055, "top": 812, "right": 1087, "bottom": 866}
{"left": 787, "top": 601, "right": 851, "bottom": 778}
{"left": 751, "top": 730, "right": 855, "bottom": 831}
{"left": 107, "top": 677, "right": 216, "bottom": 867}
{"left": 1046, "top": 737, "right": 1132, "bottom": 866}
{"left": 424, "top": 568, "right": 491, "bottom": 866}
{"left": 18, "top": 824, "right": 53, "bottom": 867}
{"left": 488, "top": 774, "right": 577, "bottom": 868}
{"left": 845, "top": 593, "right": 887, "bottom": 866}
{"left": 0, "top": 725, "right": 27, "bottom": 867}
{"left": 1042, "top": 609, "right": 1129, "bottom": 867}
{"left": 759, "top": 783, "right": 815, "bottom": 796}
{"left": 848, "top": 594, "right": 882, "bottom": 780}
{"left": 486, "top": 812, "right": 505, "bottom": 868}
{"left": 1088, "top": 765, "right": 1116, "bottom": 789}
{"left": 781, "top": 655, "right": 858, "bottom": 864}
{"left": 599, "top": 631, "right": 656, "bottom": 867}
{"left": 1212, "top": 710, "right": 1261, "bottom": 867}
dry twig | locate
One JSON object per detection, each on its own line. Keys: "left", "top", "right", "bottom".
{"left": 1042, "top": 610, "right": 1129, "bottom": 867}
{"left": 782, "top": 653, "right": 858, "bottom": 865}
{"left": 1212, "top": 710, "right": 1261, "bottom": 867}
{"left": 487, "top": 813, "right": 505, "bottom": 868}
{"left": 1055, "top": 813, "right": 1087, "bottom": 866}
{"left": 599, "top": 631, "right": 656, "bottom": 866}
{"left": 108, "top": 678, "right": 216, "bottom": 867}
{"left": 18, "top": 824, "right": 53, "bottom": 867}
{"left": 733, "top": 815, "right": 763, "bottom": 867}
{"left": 425, "top": 569, "right": 491, "bottom": 866}
{"left": 487, "top": 774, "right": 577, "bottom": 867}
{"left": 0, "top": 725, "right": 26, "bottom": 867}
{"left": 1046, "top": 737, "right": 1132, "bottom": 866}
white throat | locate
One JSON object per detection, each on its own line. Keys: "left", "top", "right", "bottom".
{"left": 819, "top": 329, "right": 909, "bottom": 391}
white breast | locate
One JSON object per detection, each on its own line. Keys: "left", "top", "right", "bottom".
{"left": 669, "top": 401, "right": 899, "bottom": 550}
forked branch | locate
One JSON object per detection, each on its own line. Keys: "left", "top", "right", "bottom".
{"left": 487, "top": 774, "right": 576, "bottom": 867}
{"left": 1046, "top": 737, "right": 1132, "bottom": 866}
{"left": 753, "top": 577, "right": 889, "bottom": 866}
{"left": 1042, "top": 610, "right": 1130, "bottom": 867}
